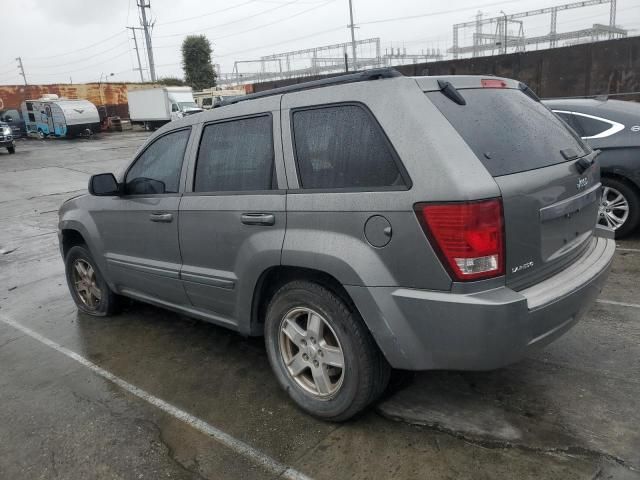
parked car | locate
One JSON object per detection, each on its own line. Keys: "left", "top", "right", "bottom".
{"left": 544, "top": 98, "right": 640, "bottom": 237}
{"left": 0, "top": 108, "right": 26, "bottom": 138}
{"left": 0, "top": 121, "right": 16, "bottom": 153}
{"left": 59, "top": 70, "right": 615, "bottom": 421}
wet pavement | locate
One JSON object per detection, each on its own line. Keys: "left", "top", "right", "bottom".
{"left": 0, "top": 133, "right": 638, "bottom": 479}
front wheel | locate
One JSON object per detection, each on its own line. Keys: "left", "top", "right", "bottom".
{"left": 64, "top": 245, "right": 118, "bottom": 316}
{"left": 264, "top": 280, "right": 390, "bottom": 422}
{"left": 7, "top": 146, "right": 15, "bottom": 154}
{"left": 599, "top": 177, "right": 640, "bottom": 238}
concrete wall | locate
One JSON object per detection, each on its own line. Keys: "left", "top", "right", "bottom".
{"left": 250, "top": 36, "right": 640, "bottom": 99}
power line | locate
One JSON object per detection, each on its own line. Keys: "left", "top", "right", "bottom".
{"left": 30, "top": 48, "right": 131, "bottom": 77}
{"left": 154, "top": 25, "right": 345, "bottom": 68}
{"left": 211, "top": 0, "right": 335, "bottom": 41}
{"left": 155, "top": 0, "right": 302, "bottom": 38}
{"left": 357, "top": 0, "right": 526, "bottom": 27}
{"left": 158, "top": 0, "right": 259, "bottom": 26}
{"left": 24, "top": 30, "right": 127, "bottom": 60}
{"left": 27, "top": 40, "right": 130, "bottom": 70}
{"left": 153, "top": 0, "right": 334, "bottom": 51}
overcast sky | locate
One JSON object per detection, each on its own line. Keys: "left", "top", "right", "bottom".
{"left": 1, "top": 0, "right": 639, "bottom": 85}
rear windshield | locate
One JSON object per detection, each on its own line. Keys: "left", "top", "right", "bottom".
{"left": 426, "top": 88, "right": 589, "bottom": 177}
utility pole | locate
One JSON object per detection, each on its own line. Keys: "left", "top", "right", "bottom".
{"left": 137, "top": 0, "right": 156, "bottom": 82}
{"left": 127, "top": 26, "right": 145, "bottom": 82}
{"left": 15, "top": 57, "right": 27, "bottom": 86}
{"left": 347, "top": 0, "right": 357, "bottom": 71}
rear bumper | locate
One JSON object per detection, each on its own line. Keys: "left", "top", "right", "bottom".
{"left": 348, "top": 228, "right": 615, "bottom": 371}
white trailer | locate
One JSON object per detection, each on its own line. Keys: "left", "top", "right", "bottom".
{"left": 127, "top": 86, "right": 203, "bottom": 130}
{"left": 193, "top": 88, "right": 246, "bottom": 109}
{"left": 21, "top": 95, "right": 100, "bottom": 138}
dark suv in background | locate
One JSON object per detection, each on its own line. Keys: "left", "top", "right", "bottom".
{"left": 59, "top": 70, "right": 615, "bottom": 421}
{"left": 0, "top": 121, "right": 16, "bottom": 154}
{"left": 545, "top": 98, "right": 640, "bottom": 237}
{"left": 0, "top": 109, "right": 26, "bottom": 138}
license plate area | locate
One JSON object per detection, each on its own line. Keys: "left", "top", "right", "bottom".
{"left": 539, "top": 184, "right": 599, "bottom": 261}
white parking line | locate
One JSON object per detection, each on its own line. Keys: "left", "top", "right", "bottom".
{"left": 0, "top": 314, "right": 313, "bottom": 480}
{"left": 597, "top": 299, "right": 640, "bottom": 309}
{"left": 616, "top": 247, "right": 640, "bottom": 253}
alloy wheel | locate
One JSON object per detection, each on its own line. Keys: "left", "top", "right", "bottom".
{"left": 599, "top": 186, "right": 629, "bottom": 230}
{"left": 278, "top": 307, "right": 345, "bottom": 398}
{"left": 71, "top": 259, "right": 102, "bottom": 309}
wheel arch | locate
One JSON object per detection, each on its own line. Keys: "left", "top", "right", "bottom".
{"left": 601, "top": 170, "right": 640, "bottom": 195}
{"left": 250, "top": 266, "right": 360, "bottom": 337}
{"left": 61, "top": 228, "right": 87, "bottom": 257}
{"left": 58, "top": 218, "right": 114, "bottom": 291}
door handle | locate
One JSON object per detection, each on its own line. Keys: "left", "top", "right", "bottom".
{"left": 149, "top": 212, "right": 173, "bottom": 223}
{"left": 241, "top": 213, "right": 275, "bottom": 226}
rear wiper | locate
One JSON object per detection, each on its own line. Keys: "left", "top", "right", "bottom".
{"left": 574, "top": 150, "right": 600, "bottom": 174}
{"left": 518, "top": 82, "right": 540, "bottom": 102}
{"left": 561, "top": 148, "right": 580, "bottom": 161}
{"left": 437, "top": 80, "right": 466, "bottom": 106}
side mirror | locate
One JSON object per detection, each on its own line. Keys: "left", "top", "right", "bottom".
{"left": 4, "top": 116, "right": 12, "bottom": 122}
{"left": 89, "top": 173, "right": 120, "bottom": 196}
{"left": 126, "top": 177, "right": 166, "bottom": 195}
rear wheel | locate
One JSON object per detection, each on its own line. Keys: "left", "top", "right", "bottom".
{"left": 64, "top": 245, "right": 118, "bottom": 316}
{"left": 599, "top": 177, "right": 640, "bottom": 238}
{"left": 264, "top": 280, "right": 390, "bottom": 421}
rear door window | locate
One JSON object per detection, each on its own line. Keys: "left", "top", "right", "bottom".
{"left": 194, "top": 115, "right": 274, "bottom": 192}
{"left": 291, "top": 104, "right": 406, "bottom": 189}
{"left": 426, "top": 89, "right": 588, "bottom": 177}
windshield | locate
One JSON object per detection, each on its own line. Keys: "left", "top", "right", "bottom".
{"left": 178, "top": 102, "right": 198, "bottom": 110}
{"left": 426, "top": 88, "right": 589, "bottom": 177}
{"left": 168, "top": 91, "right": 198, "bottom": 110}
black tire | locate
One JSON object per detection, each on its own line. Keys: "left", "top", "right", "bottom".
{"left": 64, "top": 245, "right": 118, "bottom": 316}
{"left": 600, "top": 177, "right": 640, "bottom": 238}
{"left": 264, "top": 280, "right": 390, "bottom": 422}
{"left": 7, "top": 146, "right": 15, "bottom": 154}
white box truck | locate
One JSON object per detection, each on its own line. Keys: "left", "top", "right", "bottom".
{"left": 127, "top": 86, "right": 203, "bottom": 130}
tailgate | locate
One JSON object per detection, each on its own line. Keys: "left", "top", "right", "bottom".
{"left": 494, "top": 153, "right": 600, "bottom": 289}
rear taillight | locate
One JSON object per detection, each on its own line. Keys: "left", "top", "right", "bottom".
{"left": 415, "top": 199, "right": 505, "bottom": 282}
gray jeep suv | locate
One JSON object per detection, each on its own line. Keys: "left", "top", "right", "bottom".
{"left": 58, "top": 69, "right": 615, "bottom": 421}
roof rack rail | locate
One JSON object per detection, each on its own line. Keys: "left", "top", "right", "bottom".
{"left": 216, "top": 68, "right": 402, "bottom": 107}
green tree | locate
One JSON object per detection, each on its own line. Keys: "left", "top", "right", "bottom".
{"left": 157, "top": 76, "right": 186, "bottom": 86}
{"left": 181, "top": 35, "right": 217, "bottom": 90}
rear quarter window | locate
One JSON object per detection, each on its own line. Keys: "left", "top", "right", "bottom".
{"left": 292, "top": 104, "right": 407, "bottom": 189}
{"left": 574, "top": 115, "right": 612, "bottom": 137}
{"left": 426, "top": 89, "right": 589, "bottom": 177}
